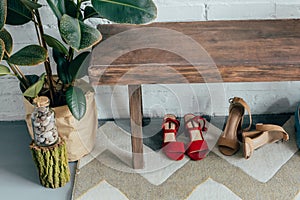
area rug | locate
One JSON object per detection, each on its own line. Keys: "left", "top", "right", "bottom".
{"left": 72, "top": 116, "right": 300, "bottom": 200}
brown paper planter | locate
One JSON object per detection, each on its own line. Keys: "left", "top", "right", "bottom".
{"left": 24, "top": 91, "right": 98, "bottom": 161}
{"left": 30, "top": 138, "right": 70, "bottom": 188}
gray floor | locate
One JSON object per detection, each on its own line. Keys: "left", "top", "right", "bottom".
{"left": 0, "top": 114, "right": 292, "bottom": 200}
{"left": 0, "top": 121, "right": 76, "bottom": 200}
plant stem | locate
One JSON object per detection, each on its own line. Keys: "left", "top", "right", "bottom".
{"left": 4, "top": 51, "right": 30, "bottom": 88}
{"left": 14, "top": 64, "right": 28, "bottom": 83}
{"left": 77, "top": 0, "right": 82, "bottom": 19}
{"left": 34, "top": 9, "right": 55, "bottom": 105}
{"left": 7, "top": 63, "right": 29, "bottom": 89}
{"left": 33, "top": 14, "right": 42, "bottom": 46}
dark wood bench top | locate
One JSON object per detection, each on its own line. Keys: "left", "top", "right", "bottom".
{"left": 89, "top": 19, "right": 300, "bottom": 85}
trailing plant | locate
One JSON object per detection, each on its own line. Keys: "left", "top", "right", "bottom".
{"left": 0, "top": 0, "right": 157, "bottom": 120}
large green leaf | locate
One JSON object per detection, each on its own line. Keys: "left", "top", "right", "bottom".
{"left": 53, "top": 49, "right": 71, "bottom": 84}
{"left": 23, "top": 73, "right": 45, "bottom": 98}
{"left": 59, "top": 15, "right": 80, "bottom": 49}
{"left": 20, "top": 0, "right": 42, "bottom": 10}
{"left": 69, "top": 51, "right": 90, "bottom": 81}
{"left": 64, "top": 0, "right": 82, "bottom": 19}
{"left": 0, "top": 0, "right": 6, "bottom": 30}
{"left": 0, "top": 28, "right": 13, "bottom": 56}
{"left": 46, "top": 0, "right": 62, "bottom": 19}
{"left": 65, "top": 0, "right": 77, "bottom": 18}
{"left": 79, "top": 21, "right": 102, "bottom": 50}
{"left": 59, "top": 14, "right": 102, "bottom": 51}
{"left": 66, "top": 86, "right": 86, "bottom": 120}
{"left": 43, "top": 34, "right": 69, "bottom": 56}
{"left": 84, "top": 6, "right": 100, "bottom": 20}
{"left": 0, "top": 64, "right": 10, "bottom": 76}
{"left": 8, "top": 45, "right": 48, "bottom": 66}
{"left": 0, "top": 39, "right": 4, "bottom": 61}
{"left": 48, "top": 0, "right": 80, "bottom": 20}
{"left": 55, "top": 0, "right": 66, "bottom": 14}
{"left": 91, "top": 0, "right": 157, "bottom": 24}
{"left": 6, "top": 0, "right": 32, "bottom": 25}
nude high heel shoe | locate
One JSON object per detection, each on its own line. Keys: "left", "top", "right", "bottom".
{"left": 218, "top": 97, "right": 252, "bottom": 156}
{"left": 243, "top": 123, "right": 289, "bottom": 159}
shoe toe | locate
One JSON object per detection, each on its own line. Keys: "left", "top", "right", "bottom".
{"left": 186, "top": 140, "right": 209, "bottom": 160}
{"left": 163, "top": 141, "right": 185, "bottom": 161}
{"left": 217, "top": 137, "right": 240, "bottom": 156}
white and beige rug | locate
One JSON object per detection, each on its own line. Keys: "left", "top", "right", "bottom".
{"left": 72, "top": 116, "right": 300, "bottom": 200}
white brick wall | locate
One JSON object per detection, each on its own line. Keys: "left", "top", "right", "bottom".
{"left": 1, "top": 0, "right": 300, "bottom": 120}
{"left": 276, "top": 2, "right": 300, "bottom": 19}
{"left": 96, "top": 82, "right": 300, "bottom": 119}
{"left": 207, "top": 3, "right": 276, "bottom": 20}
{"left": 153, "top": 0, "right": 300, "bottom": 22}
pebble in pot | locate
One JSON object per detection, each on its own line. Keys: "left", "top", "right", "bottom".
{"left": 31, "top": 96, "right": 59, "bottom": 147}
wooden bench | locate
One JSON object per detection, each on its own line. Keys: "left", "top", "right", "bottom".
{"left": 89, "top": 19, "right": 300, "bottom": 169}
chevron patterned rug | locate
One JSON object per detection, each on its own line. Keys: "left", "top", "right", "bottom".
{"left": 72, "top": 116, "right": 300, "bottom": 200}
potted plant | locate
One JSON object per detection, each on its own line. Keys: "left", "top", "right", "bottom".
{"left": 0, "top": 0, "right": 157, "bottom": 161}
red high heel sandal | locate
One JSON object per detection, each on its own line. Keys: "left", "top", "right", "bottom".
{"left": 162, "top": 114, "right": 185, "bottom": 161}
{"left": 184, "top": 114, "right": 209, "bottom": 160}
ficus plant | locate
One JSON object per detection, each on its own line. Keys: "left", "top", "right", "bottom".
{"left": 0, "top": 0, "right": 157, "bottom": 120}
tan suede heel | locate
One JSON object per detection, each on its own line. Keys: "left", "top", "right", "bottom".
{"left": 243, "top": 123, "right": 289, "bottom": 159}
{"left": 218, "top": 97, "right": 252, "bottom": 156}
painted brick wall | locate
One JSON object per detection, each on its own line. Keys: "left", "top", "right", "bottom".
{"left": 1, "top": 0, "right": 300, "bottom": 120}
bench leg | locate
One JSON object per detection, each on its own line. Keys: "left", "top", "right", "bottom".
{"left": 128, "top": 85, "right": 144, "bottom": 169}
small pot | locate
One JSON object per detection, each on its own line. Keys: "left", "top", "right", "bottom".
{"left": 24, "top": 90, "right": 98, "bottom": 161}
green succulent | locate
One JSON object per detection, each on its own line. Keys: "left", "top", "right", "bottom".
{"left": 0, "top": 0, "right": 157, "bottom": 120}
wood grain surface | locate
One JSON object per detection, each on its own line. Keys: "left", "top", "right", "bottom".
{"left": 128, "top": 85, "right": 144, "bottom": 169}
{"left": 89, "top": 19, "right": 300, "bottom": 85}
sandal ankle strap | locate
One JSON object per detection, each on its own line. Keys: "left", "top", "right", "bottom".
{"left": 185, "top": 115, "right": 207, "bottom": 131}
{"left": 162, "top": 117, "right": 180, "bottom": 132}
{"left": 229, "top": 97, "right": 252, "bottom": 131}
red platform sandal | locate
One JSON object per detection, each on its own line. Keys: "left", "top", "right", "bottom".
{"left": 184, "top": 114, "right": 209, "bottom": 160}
{"left": 162, "top": 114, "right": 185, "bottom": 161}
